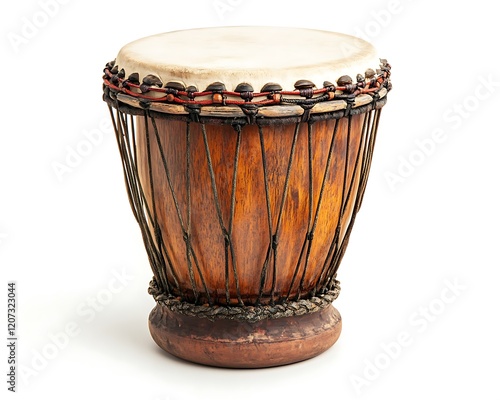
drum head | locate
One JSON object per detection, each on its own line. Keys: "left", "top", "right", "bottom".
{"left": 114, "top": 27, "right": 380, "bottom": 92}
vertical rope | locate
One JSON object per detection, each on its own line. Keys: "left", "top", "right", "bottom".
{"left": 272, "top": 122, "right": 300, "bottom": 304}
{"left": 341, "top": 114, "right": 371, "bottom": 216}
{"left": 150, "top": 117, "right": 185, "bottom": 229}
{"left": 314, "top": 118, "right": 343, "bottom": 293}
{"left": 353, "top": 111, "right": 373, "bottom": 211}
{"left": 183, "top": 122, "right": 200, "bottom": 304}
{"left": 131, "top": 114, "right": 138, "bottom": 176}
{"left": 108, "top": 97, "right": 385, "bottom": 306}
{"left": 286, "top": 122, "right": 315, "bottom": 300}
{"left": 228, "top": 126, "right": 242, "bottom": 236}
{"left": 186, "top": 122, "right": 192, "bottom": 234}
{"left": 323, "top": 110, "right": 376, "bottom": 289}
{"left": 108, "top": 106, "right": 169, "bottom": 293}
{"left": 143, "top": 111, "right": 171, "bottom": 294}
{"left": 201, "top": 123, "right": 243, "bottom": 306}
{"left": 150, "top": 116, "right": 212, "bottom": 304}
{"left": 323, "top": 115, "right": 353, "bottom": 273}
{"left": 324, "top": 111, "right": 382, "bottom": 289}
{"left": 356, "top": 110, "right": 375, "bottom": 202}
{"left": 307, "top": 121, "right": 314, "bottom": 230}
{"left": 357, "top": 109, "right": 382, "bottom": 211}
{"left": 184, "top": 121, "right": 197, "bottom": 303}
{"left": 228, "top": 125, "right": 244, "bottom": 306}
{"left": 296, "top": 122, "right": 316, "bottom": 299}
{"left": 108, "top": 107, "right": 139, "bottom": 222}
{"left": 261, "top": 122, "right": 300, "bottom": 305}
{"left": 308, "top": 119, "right": 341, "bottom": 297}
{"left": 274, "top": 122, "right": 300, "bottom": 235}
{"left": 126, "top": 114, "right": 178, "bottom": 291}
{"left": 256, "top": 124, "right": 274, "bottom": 305}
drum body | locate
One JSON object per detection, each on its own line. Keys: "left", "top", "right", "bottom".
{"left": 102, "top": 27, "right": 391, "bottom": 367}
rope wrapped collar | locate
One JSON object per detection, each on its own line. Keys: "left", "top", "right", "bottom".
{"left": 148, "top": 277, "right": 341, "bottom": 323}
{"left": 102, "top": 59, "right": 391, "bottom": 111}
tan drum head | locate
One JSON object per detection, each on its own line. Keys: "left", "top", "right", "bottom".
{"left": 114, "top": 26, "right": 380, "bottom": 93}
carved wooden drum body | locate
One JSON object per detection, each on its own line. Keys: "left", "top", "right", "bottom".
{"left": 102, "top": 27, "right": 391, "bottom": 368}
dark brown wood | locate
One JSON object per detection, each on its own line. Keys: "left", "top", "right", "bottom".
{"left": 149, "top": 304, "right": 342, "bottom": 368}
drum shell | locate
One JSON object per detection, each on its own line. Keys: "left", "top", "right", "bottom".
{"left": 135, "top": 112, "right": 372, "bottom": 306}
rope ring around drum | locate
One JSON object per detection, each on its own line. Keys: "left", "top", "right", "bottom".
{"left": 148, "top": 277, "right": 341, "bottom": 323}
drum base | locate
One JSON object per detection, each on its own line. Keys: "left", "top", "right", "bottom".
{"left": 148, "top": 303, "right": 342, "bottom": 368}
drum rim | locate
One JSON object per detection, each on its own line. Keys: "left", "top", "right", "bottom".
{"left": 102, "top": 59, "right": 391, "bottom": 121}
{"left": 103, "top": 90, "right": 388, "bottom": 126}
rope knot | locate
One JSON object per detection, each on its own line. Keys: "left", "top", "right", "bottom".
{"left": 272, "top": 234, "right": 279, "bottom": 250}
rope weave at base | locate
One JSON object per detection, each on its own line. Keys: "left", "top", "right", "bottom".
{"left": 148, "top": 277, "right": 340, "bottom": 323}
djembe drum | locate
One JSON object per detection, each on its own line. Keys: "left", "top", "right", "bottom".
{"left": 102, "top": 27, "right": 391, "bottom": 368}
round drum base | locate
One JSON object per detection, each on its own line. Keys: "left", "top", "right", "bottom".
{"left": 148, "top": 303, "right": 342, "bottom": 368}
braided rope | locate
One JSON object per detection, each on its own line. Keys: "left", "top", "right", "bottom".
{"left": 148, "top": 278, "right": 340, "bottom": 323}
{"left": 102, "top": 59, "right": 391, "bottom": 110}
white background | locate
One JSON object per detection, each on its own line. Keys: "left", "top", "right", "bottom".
{"left": 1, "top": 0, "right": 499, "bottom": 399}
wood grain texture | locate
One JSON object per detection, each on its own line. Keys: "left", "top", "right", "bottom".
{"left": 136, "top": 113, "right": 367, "bottom": 305}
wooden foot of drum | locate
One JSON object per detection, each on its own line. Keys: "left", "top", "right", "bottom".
{"left": 148, "top": 304, "right": 342, "bottom": 368}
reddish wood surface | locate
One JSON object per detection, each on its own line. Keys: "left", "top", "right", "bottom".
{"left": 149, "top": 304, "right": 342, "bottom": 368}
{"left": 136, "top": 115, "right": 366, "bottom": 305}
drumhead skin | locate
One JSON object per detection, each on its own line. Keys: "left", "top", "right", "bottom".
{"left": 115, "top": 26, "right": 380, "bottom": 92}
